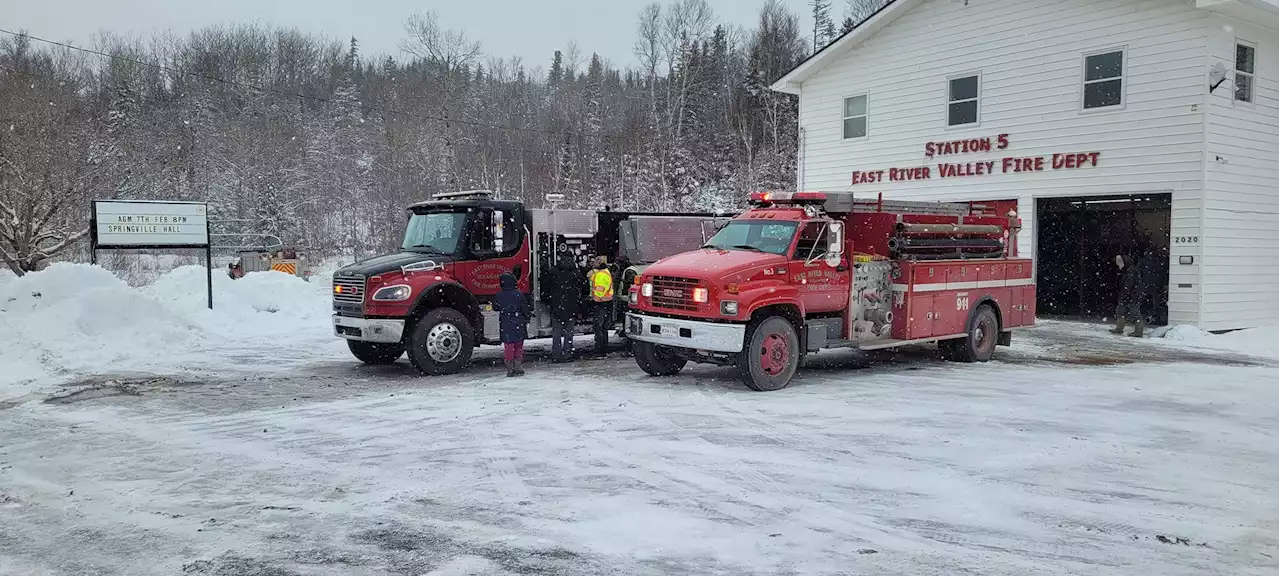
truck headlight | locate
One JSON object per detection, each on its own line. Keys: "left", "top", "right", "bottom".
{"left": 692, "top": 287, "right": 708, "bottom": 303}
{"left": 629, "top": 290, "right": 638, "bottom": 305}
{"left": 371, "top": 284, "right": 412, "bottom": 301}
{"left": 641, "top": 282, "right": 653, "bottom": 297}
{"left": 720, "top": 300, "right": 738, "bottom": 316}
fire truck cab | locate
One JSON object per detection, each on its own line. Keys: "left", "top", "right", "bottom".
{"left": 625, "top": 191, "right": 1035, "bottom": 391}
{"left": 331, "top": 190, "right": 725, "bottom": 375}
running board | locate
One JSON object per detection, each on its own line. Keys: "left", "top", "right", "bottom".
{"left": 853, "top": 334, "right": 966, "bottom": 351}
{"left": 849, "top": 329, "right": 1017, "bottom": 351}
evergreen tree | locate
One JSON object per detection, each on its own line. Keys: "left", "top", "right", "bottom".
{"left": 547, "top": 50, "right": 564, "bottom": 87}
{"left": 810, "top": 0, "right": 833, "bottom": 51}
{"left": 840, "top": 16, "right": 856, "bottom": 35}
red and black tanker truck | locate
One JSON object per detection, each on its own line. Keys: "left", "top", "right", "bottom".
{"left": 331, "top": 190, "right": 726, "bottom": 374}
{"left": 625, "top": 191, "right": 1035, "bottom": 391}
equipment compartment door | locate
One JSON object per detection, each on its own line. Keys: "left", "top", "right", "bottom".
{"left": 1009, "top": 285, "right": 1025, "bottom": 327}
{"left": 908, "top": 294, "right": 935, "bottom": 339}
{"left": 934, "top": 292, "right": 967, "bottom": 336}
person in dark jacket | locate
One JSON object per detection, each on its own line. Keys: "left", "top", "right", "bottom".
{"left": 549, "top": 258, "right": 582, "bottom": 362}
{"left": 1111, "top": 254, "right": 1144, "bottom": 337}
{"left": 493, "top": 272, "right": 528, "bottom": 376}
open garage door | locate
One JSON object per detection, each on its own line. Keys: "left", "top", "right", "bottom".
{"left": 1036, "top": 194, "right": 1170, "bottom": 324}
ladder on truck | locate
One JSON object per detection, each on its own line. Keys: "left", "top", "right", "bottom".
{"left": 817, "top": 192, "right": 1004, "bottom": 217}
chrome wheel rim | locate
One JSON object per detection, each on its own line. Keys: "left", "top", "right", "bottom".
{"left": 426, "top": 322, "right": 463, "bottom": 363}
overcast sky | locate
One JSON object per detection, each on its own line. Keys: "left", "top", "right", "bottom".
{"left": 4, "top": 0, "right": 822, "bottom": 69}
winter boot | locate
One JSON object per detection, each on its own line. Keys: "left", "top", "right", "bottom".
{"left": 504, "top": 358, "right": 515, "bottom": 377}
{"left": 1129, "top": 319, "right": 1145, "bottom": 338}
{"left": 1109, "top": 319, "right": 1127, "bottom": 335}
{"left": 513, "top": 357, "right": 525, "bottom": 376}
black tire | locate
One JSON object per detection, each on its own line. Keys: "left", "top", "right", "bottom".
{"left": 406, "top": 307, "right": 475, "bottom": 375}
{"left": 633, "top": 341, "right": 687, "bottom": 376}
{"left": 736, "top": 316, "right": 800, "bottom": 392}
{"left": 950, "top": 305, "right": 999, "bottom": 363}
{"left": 347, "top": 340, "right": 404, "bottom": 365}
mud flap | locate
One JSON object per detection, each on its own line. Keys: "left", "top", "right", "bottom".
{"left": 998, "top": 330, "right": 1012, "bottom": 346}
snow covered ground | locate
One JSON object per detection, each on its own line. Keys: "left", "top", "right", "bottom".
{"left": 0, "top": 265, "right": 1277, "bottom": 575}
{"left": 0, "top": 263, "right": 346, "bottom": 403}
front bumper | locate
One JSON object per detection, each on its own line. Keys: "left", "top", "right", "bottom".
{"left": 333, "top": 315, "right": 405, "bottom": 344}
{"left": 626, "top": 313, "right": 745, "bottom": 353}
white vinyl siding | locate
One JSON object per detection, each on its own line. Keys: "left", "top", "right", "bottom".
{"left": 1201, "top": 17, "right": 1279, "bottom": 331}
{"left": 795, "top": 0, "right": 1209, "bottom": 326}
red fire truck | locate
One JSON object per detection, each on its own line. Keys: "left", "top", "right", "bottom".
{"left": 331, "top": 190, "right": 725, "bottom": 375}
{"left": 624, "top": 191, "right": 1035, "bottom": 391}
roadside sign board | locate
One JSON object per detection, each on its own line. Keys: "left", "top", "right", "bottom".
{"left": 90, "top": 199, "right": 214, "bottom": 309}
{"left": 91, "top": 200, "right": 209, "bottom": 248}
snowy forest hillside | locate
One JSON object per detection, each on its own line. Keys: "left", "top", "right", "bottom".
{"left": 0, "top": 0, "right": 888, "bottom": 273}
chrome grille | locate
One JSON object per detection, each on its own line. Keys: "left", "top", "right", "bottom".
{"left": 650, "top": 276, "right": 699, "bottom": 311}
{"left": 333, "top": 275, "right": 366, "bottom": 304}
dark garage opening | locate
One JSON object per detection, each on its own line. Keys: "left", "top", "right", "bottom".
{"left": 1036, "top": 194, "right": 1171, "bottom": 325}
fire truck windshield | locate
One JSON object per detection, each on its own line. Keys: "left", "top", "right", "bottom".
{"left": 702, "top": 221, "right": 798, "bottom": 256}
{"left": 402, "top": 211, "right": 467, "bottom": 255}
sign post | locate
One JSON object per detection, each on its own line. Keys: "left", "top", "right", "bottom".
{"left": 90, "top": 200, "right": 214, "bottom": 309}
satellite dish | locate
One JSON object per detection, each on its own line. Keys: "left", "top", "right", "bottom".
{"left": 1209, "top": 61, "right": 1228, "bottom": 92}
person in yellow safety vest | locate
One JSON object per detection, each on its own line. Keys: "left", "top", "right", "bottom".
{"left": 588, "top": 256, "right": 613, "bottom": 355}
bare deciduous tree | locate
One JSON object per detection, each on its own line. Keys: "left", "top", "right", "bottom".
{"left": 0, "top": 0, "right": 806, "bottom": 270}
{"left": 399, "top": 11, "right": 482, "bottom": 74}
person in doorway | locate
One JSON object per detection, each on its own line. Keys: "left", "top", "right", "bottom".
{"left": 493, "top": 272, "right": 528, "bottom": 376}
{"left": 1137, "top": 248, "right": 1162, "bottom": 324}
{"left": 549, "top": 257, "right": 582, "bottom": 362}
{"left": 1111, "top": 254, "right": 1144, "bottom": 337}
{"left": 588, "top": 256, "right": 614, "bottom": 355}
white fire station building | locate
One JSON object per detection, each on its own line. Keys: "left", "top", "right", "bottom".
{"left": 772, "top": 0, "right": 1278, "bottom": 331}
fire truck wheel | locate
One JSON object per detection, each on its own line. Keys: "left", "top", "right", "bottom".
{"left": 951, "top": 305, "right": 999, "bottom": 363}
{"left": 407, "top": 307, "right": 474, "bottom": 375}
{"left": 633, "top": 342, "right": 687, "bottom": 376}
{"left": 347, "top": 341, "right": 405, "bottom": 365}
{"left": 737, "top": 316, "right": 800, "bottom": 392}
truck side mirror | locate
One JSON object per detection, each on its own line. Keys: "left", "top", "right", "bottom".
{"left": 826, "top": 222, "right": 844, "bottom": 267}
{"left": 491, "top": 210, "right": 505, "bottom": 252}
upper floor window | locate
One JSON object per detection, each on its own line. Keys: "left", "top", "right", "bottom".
{"left": 1082, "top": 49, "right": 1124, "bottom": 109}
{"left": 1235, "top": 42, "right": 1255, "bottom": 103}
{"left": 948, "top": 74, "right": 979, "bottom": 126}
{"left": 843, "top": 94, "right": 868, "bottom": 139}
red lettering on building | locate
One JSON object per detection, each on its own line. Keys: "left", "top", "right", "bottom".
{"left": 924, "top": 134, "right": 1011, "bottom": 158}
{"left": 857, "top": 134, "right": 1097, "bottom": 183}
{"left": 1051, "top": 152, "right": 1101, "bottom": 169}
{"left": 851, "top": 170, "right": 885, "bottom": 184}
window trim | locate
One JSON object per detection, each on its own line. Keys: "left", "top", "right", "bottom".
{"left": 945, "top": 71, "right": 982, "bottom": 128}
{"left": 1234, "top": 39, "right": 1256, "bottom": 106}
{"left": 1079, "top": 46, "right": 1127, "bottom": 113}
{"left": 841, "top": 92, "right": 869, "bottom": 140}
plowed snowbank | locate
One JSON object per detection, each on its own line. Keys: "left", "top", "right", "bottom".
{"left": 1, "top": 263, "right": 336, "bottom": 398}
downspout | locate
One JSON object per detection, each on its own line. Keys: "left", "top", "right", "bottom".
{"left": 1197, "top": 14, "right": 1212, "bottom": 329}
{"left": 797, "top": 90, "right": 806, "bottom": 192}
{"left": 798, "top": 125, "right": 807, "bottom": 191}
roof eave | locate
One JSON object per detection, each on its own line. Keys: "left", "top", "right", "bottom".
{"left": 772, "top": 80, "right": 802, "bottom": 95}
{"left": 769, "top": 0, "right": 915, "bottom": 93}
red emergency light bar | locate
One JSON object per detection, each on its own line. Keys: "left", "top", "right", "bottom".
{"left": 748, "top": 191, "right": 828, "bottom": 206}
